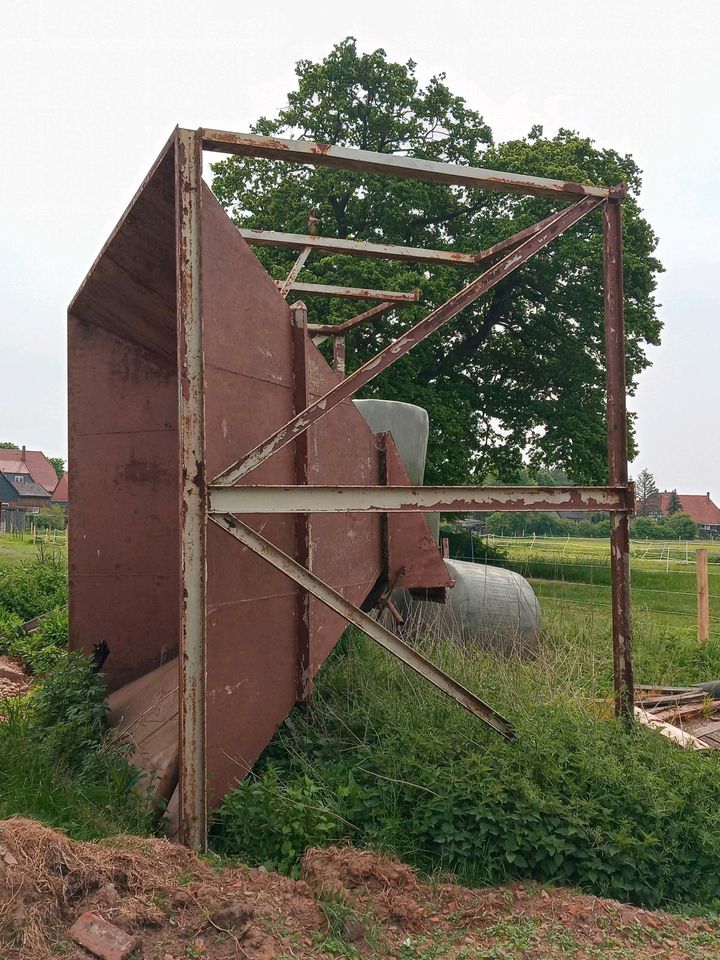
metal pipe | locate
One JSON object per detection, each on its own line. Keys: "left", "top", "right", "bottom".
{"left": 332, "top": 337, "right": 346, "bottom": 377}
{"left": 213, "top": 196, "right": 603, "bottom": 486}
{"left": 175, "top": 128, "right": 207, "bottom": 851}
{"left": 275, "top": 280, "right": 419, "bottom": 302}
{"left": 211, "top": 514, "right": 516, "bottom": 740}
{"left": 208, "top": 484, "right": 632, "bottom": 515}
{"left": 202, "top": 129, "right": 622, "bottom": 202}
{"left": 603, "top": 198, "right": 634, "bottom": 721}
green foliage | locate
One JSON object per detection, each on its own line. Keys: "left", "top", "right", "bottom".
{"left": 213, "top": 626, "right": 720, "bottom": 910}
{"left": 31, "top": 505, "right": 67, "bottom": 530}
{"left": 0, "top": 652, "right": 151, "bottom": 840}
{"left": 667, "top": 490, "right": 682, "bottom": 515}
{"left": 631, "top": 512, "right": 698, "bottom": 541}
{"left": 1, "top": 606, "right": 69, "bottom": 674}
{"left": 0, "top": 554, "right": 67, "bottom": 622}
{"left": 485, "top": 512, "right": 611, "bottom": 539}
{"left": 0, "top": 441, "right": 19, "bottom": 449}
{"left": 48, "top": 456, "right": 65, "bottom": 481}
{"left": 211, "top": 38, "right": 662, "bottom": 483}
{"left": 439, "top": 524, "right": 509, "bottom": 565}
{"left": 635, "top": 468, "right": 659, "bottom": 516}
{"left": 0, "top": 557, "right": 151, "bottom": 839}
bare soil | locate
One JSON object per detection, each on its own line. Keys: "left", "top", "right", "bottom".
{"left": 1, "top": 818, "right": 718, "bottom": 959}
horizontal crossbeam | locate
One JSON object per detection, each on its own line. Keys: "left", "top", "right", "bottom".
{"left": 243, "top": 228, "right": 479, "bottom": 267}
{"left": 274, "top": 280, "right": 419, "bottom": 302}
{"left": 309, "top": 301, "right": 394, "bottom": 345}
{"left": 211, "top": 514, "right": 516, "bottom": 740}
{"left": 213, "top": 196, "right": 604, "bottom": 486}
{"left": 208, "top": 485, "right": 632, "bottom": 515}
{"left": 203, "top": 130, "right": 623, "bottom": 202}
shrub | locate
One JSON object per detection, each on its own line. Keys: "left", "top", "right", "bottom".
{"left": 213, "top": 628, "right": 720, "bottom": 909}
{"left": 0, "top": 555, "right": 67, "bottom": 622}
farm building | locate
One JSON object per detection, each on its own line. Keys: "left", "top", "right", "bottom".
{"left": 0, "top": 472, "right": 52, "bottom": 512}
{"left": 657, "top": 491, "right": 720, "bottom": 532}
{"left": 0, "top": 446, "right": 58, "bottom": 493}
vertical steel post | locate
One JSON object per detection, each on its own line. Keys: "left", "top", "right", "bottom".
{"left": 291, "top": 302, "right": 312, "bottom": 701}
{"left": 176, "top": 128, "right": 207, "bottom": 848}
{"left": 603, "top": 198, "right": 634, "bottom": 720}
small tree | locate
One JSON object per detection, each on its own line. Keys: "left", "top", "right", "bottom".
{"left": 667, "top": 511, "right": 698, "bottom": 540}
{"left": 667, "top": 489, "right": 682, "bottom": 515}
{"left": 635, "top": 468, "right": 659, "bottom": 516}
{"left": 0, "top": 442, "right": 19, "bottom": 449}
{"left": 48, "top": 457, "right": 65, "bottom": 481}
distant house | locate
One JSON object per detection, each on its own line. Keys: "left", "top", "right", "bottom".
{"left": 657, "top": 491, "right": 720, "bottom": 532}
{"left": 0, "top": 446, "right": 58, "bottom": 493}
{"left": 0, "top": 472, "right": 52, "bottom": 513}
{"left": 51, "top": 472, "right": 69, "bottom": 509}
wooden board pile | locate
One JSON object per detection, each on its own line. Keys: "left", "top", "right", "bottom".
{"left": 634, "top": 684, "right": 720, "bottom": 750}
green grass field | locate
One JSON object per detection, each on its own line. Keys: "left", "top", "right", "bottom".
{"left": 0, "top": 532, "right": 67, "bottom": 564}
{"left": 479, "top": 535, "right": 720, "bottom": 639}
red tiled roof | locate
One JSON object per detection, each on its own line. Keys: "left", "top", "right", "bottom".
{"left": 0, "top": 461, "right": 30, "bottom": 476}
{"left": 51, "top": 472, "right": 69, "bottom": 503}
{"left": 659, "top": 492, "right": 720, "bottom": 526}
{"left": 0, "top": 450, "right": 58, "bottom": 492}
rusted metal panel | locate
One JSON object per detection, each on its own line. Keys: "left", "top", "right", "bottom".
{"left": 331, "top": 336, "right": 345, "bottom": 377}
{"left": 68, "top": 144, "right": 180, "bottom": 693}
{"left": 176, "top": 128, "right": 207, "bottom": 850}
{"left": 202, "top": 129, "right": 622, "bottom": 201}
{"left": 383, "top": 433, "right": 453, "bottom": 592}
{"left": 603, "top": 198, "right": 634, "bottom": 721}
{"left": 208, "top": 484, "right": 632, "bottom": 515}
{"left": 214, "top": 196, "right": 603, "bottom": 487}
{"left": 211, "top": 514, "right": 516, "bottom": 740}
{"left": 274, "top": 280, "right": 419, "bottom": 302}
{"left": 242, "top": 228, "right": 480, "bottom": 267}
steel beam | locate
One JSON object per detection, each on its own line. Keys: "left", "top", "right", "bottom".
{"left": 203, "top": 129, "right": 622, "bottom": 202}
{"left": 242, "top": 228, "right": 479, "bottom": 267}
{"left": 290, "top": 302, "right": 312, "bottom": 701}
{"left": 280, "top": 246, "right": 311, "bottom": 299}
{"left": 604, "top": 198, "right": 634, "bottom": 722}
{"left": 211, "top": 514, "right": 516, "bottom": 740}
{"left": 275, "top": 280, "right": 419, "bottom": 302}
{"left": 175, "top": 128, "right": 207, "bottom": 851}
{"left": 208, "top": 484, "right": 631, "bottom": 515}
{"left": 213, "top": 196, "right": 603, "bottom": 486}
{"left": 310, "top": 301, "right": 394, "bottom": 346}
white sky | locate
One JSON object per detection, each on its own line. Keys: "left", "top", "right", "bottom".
{"left": 1, "top": 0, "right": 718, "bottom": 495}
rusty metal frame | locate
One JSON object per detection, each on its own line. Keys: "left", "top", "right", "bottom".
{"left": 173, "top": 127, "right": 635, "bottom": 849}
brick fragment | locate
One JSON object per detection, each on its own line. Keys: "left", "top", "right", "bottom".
{"left": 69, "top": 911, "right": 140, "bottom": 960}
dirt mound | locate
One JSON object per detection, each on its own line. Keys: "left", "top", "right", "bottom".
{"left": 1, "top": 818, "right": 718, "bottom": 959}
{"left": 0, "top": 657, "right": 29, "bottom": 700}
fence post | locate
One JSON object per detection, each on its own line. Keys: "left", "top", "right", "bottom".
{"left": 697, "top": 548, "right": 709, "bottom": 643}
{"left": 442, "top": 537, "right": 450, "bottom": 559}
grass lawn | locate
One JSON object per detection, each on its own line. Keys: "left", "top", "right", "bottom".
{"left": 0, "top": 532, "right": 67, "bottom": 564}
{"left": 486, "top": 535, "right": 720, "bottom": 641}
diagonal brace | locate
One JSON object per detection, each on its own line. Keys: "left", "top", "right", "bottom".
{"left": 213, "top": 196, "right": 603, "bottom": 486}
{"left": 211, "top": 513, "right": 516, "bottom": 741}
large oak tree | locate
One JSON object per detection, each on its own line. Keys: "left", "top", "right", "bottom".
{"left": 212, "top": 38, "right": 662, "bottom": 484}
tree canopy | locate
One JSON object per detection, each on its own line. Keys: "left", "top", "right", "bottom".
{"left": 211, "top": 38, "right": 662, "bottom": 484}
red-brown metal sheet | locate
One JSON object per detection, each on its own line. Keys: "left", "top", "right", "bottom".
{"left": 383, "top": 434, "right": 453, "bottom": 592}
{"left": 68, "top": 142, "right": 180, "bottom": 691}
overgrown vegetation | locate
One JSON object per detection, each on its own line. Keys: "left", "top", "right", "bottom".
{"left": 213, "top": 615, "right": 720, "bottom": 911}
{"left": 0, "top": 554, "right": 152, "bottom": 839}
